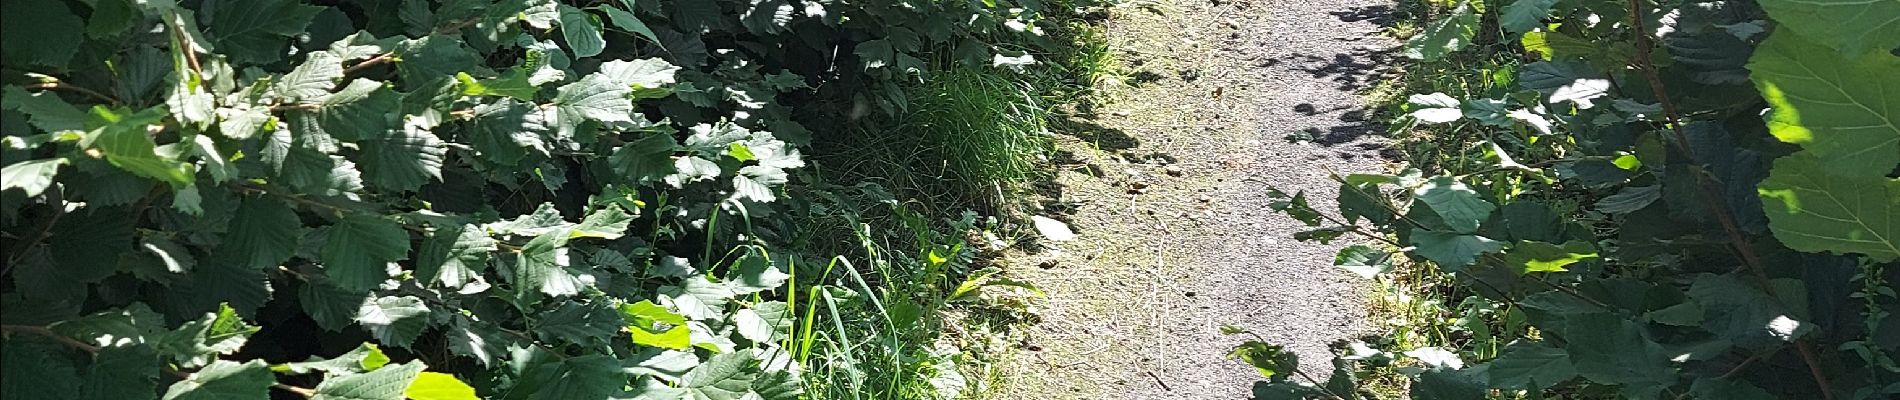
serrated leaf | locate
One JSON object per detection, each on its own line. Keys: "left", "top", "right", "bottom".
{"left": 611, "top": 133, "right": 680, "bottom": 183}
{"left": 1, "top": 341, "right": 81, "bottom": 400}
{"left": 1403, "top": 3, "right": 1476, "bottom": 60}
{"left": 3, "top": 86, "right": 87, "bottom": 133}
{"left": 1757, "top": 0, "right": 1900, "bottom": 57}
{"left": 681, "top": 352, "right": 759, "bottom": 400}
{"left": 512, "top": 355, "right": 626, "bottom": 400}
{"left": 282, "top": 343, "right": 390, "bottom": 374}
{"left": 556, "top": 4, "right": 606, "bottom": 58}
{"left": 277, "top": 52, "right": 345, "bottom": 102}
{"left": 554, "top": 73, "right": 635, "bottom": 132}
{"left": 224, "top": 197, "right": 301, "bottom": 268}
{"left": 600, "top": 4, "right": 663, "bottom": 47}
{"left": 1408, "top": 92, "right": 1462, "bottom": 123}
{"left": 311, "top": 361, "right": 424, "bottom": 400}
{"left": 403, "top": 372, "right": 477, "bottom": 400}
{"left": 1485, "top": 341, "right": 1576, "bottom": 390}
{"left": 455, "top": 71, "right": 537, "bottom": 101}
{"left": 1413, "top": 176, "right": 1494, "bottom": 234}
{"left": 663, "top": 277, "right": 736, "bottom": 321}
{"left": 622, "top": 300, "right": 692, "bottom": 350}
{"left": 1333, "top": 245, "right": 1392, "bottom": 279}
{"left": 90, "top": 107, "right": 196, "bottom": 187}
{"left": 416, "top": 224, "right": 495, "bottom": 288}
{"left": 359, "top": 122, "right": 446, "bottom": 191}
{"left": 1757, "top": 153, "right": 1900, "bottom": 261}
{"left": 81, "top": 344, "right": 160, "bottom": 400}
{"left": 203, "top": 0, "right": 323, "bottom": 64}
{"left": 1, "top": 158, "right": 68, "bottom": 197}
{"left": 322, "top": 215, "right": 410, "bottom": 291}
{"left": 534, "top": 301, "right": 623, "bottom": 348}
{"left": 1521, "top": 61, "right": 1610, "bottom": 109}
{"left": 299, "top": 279, "right": 369, "bottom": 332}
{"left": 1411, "top": 229, "right": 1504, "bottom": 269}
{"left": 161, "top": 360, "right": 274, "bottom": 400}
{"left": 1499, "top": 0, "right": 1559, "bottom": 34}
{"left": 311, "top": 79, "right": 400, "bottom": 141}
{"left": 395, "top": 37, "right": 482, "bottom": 86}
{"left": 0, "top": 0, "right": 84, "bottom": 69}
{"left": 729, "top": 252, "right": 790, "bottom": 295}
{"left": 515, "top": 229, "right": 585, "bottom": 298}
{"left": 1748, "top": 30, "right": 1900, "bottom": 177}
{"left": 601, "top": 58, "right": 682, "bottom": 90}
{"left": 1504, "top": 240, "right": 1598, "bottom": 274}
{"left": 356, "top": 296, "right": 431, "bottom": 348}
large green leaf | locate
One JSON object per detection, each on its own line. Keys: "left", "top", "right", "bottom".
{"left": 2, "top": 341, "right": 81, "bottom": 400}
{"left": 1413, "top": 176, "right": 1494, "bottom": 233}
{"left": 322, "top": 215, "right": 411, "bottom": 291}
{"left": 534, "top": 301, "right": 623, "bottom": 348}
{"left": 1402, "top": 3, "right": 1476, "bottom": 60}
{"left": 681, "top": 352, "right": 760, "bottom": 400}
{"left": 2, "top": 158, "right": 68, "bottom": 197}
{"left": 224, "top": 197, "right": 301, "bottom": 268}
{"left": 416, "top": 224, "right": 495, "bottom": 288}
{"left": 355, "top": 296, "right": 432, "bottom": 348}
{"left": 510, "top": 355, "right": 627, "bottom": 400}
{"left": 161, "top": 360, "right": 275, "bottom": 400}
{"left": 1757, "top": 0, "right": 1900, "bottom": 57}
{"left": 515, "top": 229, "right": 586, "bottom": 298}
{"left": 277, "top": 52, "right": 345, "bottom": 102}
{"left": 622, "top": 300, "right": 692, "bottom": 350}
{"left": 90, "top": 107, "right": 195, "bottom": 187}
{"left": 1499, "top": 0, "right": 1560, "bottom": 34}
{"left": 311, "top": 361, "right": 424, "bottom": 400}
{"left": 1485, "top": 341, "right": 1576, "bottom": 390}
{"left": 310, "top": 79, "right": 400, "bottom": 141}
{"left": 1748, "top": 31, "right": 1900, "bottom": 178}
{"left": 556, "top": 5, "right": 605, "bottom": 58}
{"left": 610, "top": 133, "right": 680, "bottom": 183}
{"left": 1411, "top": 229, "right": 1505, "bottom": 269}
{"left": 403, "top": 372, "right": 478, "bottom": 400}
{"left": 0, "top": 0, "right": 84, "bottom": 69}
{"left": 553, "top": 73, "right": 635, "bottom": 134}
{"left": 81, "top": 344, "right": 160, "bottom": 400}
{"left": 358, "top": 124, "right": 447, "bottom": 192}
{"left": 203, "top": 0, "right": 323, "bottom": 64}
{"left": 1563, "top": 314, "right": 1671, "bottom": 389}
{"left": 1757, "top": 153, "right": 1900, "bottom": 261}
{"left": 1503, "top": 240, "right": 1597, "bottom": 273}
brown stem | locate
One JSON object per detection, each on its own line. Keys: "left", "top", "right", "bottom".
{"left": 27, "top": 82, "right": 122, "bottom": 105}
{"left": 1624, "top": 0, "right": 1833, "bottom": 397}
{"left": 1, "top": 324, "right": 316, "bottom": 398}
{"left": 341, "top": 53, "right": 394, "bottom": 77}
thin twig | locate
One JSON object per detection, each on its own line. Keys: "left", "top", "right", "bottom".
{"left": 27, "top": 82, "right": 121, "bottom": 105}
{"left": 1623, "top": 0, "right": 1832, "bottom": 397}
{"left": 341, "top": 53, "right": 394, "bottom": 77}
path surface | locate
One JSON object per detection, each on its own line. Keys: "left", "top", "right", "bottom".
{"left": 992, "top": 0, "right": 1397, "bottom": 398}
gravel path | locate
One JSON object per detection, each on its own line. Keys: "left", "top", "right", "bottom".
{"left": 991, "top": 0, "right": 1398, "bottom": 398}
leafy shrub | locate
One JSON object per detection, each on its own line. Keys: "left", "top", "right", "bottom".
{"left": 0, "top": 0, "right": 1073, "bottom": 398}
{"left": 1239, "top": 0, "right": 1899, "bottom": 399}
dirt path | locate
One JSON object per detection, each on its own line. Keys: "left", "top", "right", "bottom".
{"left": 990, "top": 0, "right": 1398, "bottom": 398}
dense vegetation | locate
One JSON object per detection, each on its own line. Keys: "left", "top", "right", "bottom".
{"left": 0, "top": 0, "right": 1088, "bottom": 398}
{"left": 1234, "top": 0, "right": 1898, "bottom": 398}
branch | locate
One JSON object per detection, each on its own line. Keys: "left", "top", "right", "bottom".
{"left": 0, "top": 324, "right": 316, "bottom": 398}
{"left": 1624, "top": 1, "right": 1832, "bottom": 397}
{"left": 27, "top": 82, "right": 121, "bottom": 105}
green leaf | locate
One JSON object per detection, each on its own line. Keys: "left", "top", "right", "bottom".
{"left": 1504, "top": 240, "right": 1598, "bottom": 273}
{"left": 224, "top": 197, "right": 301, "bottom": 268}
{"left": 601, "top": 58, "right": 682, "bottom": 90}
{"left": 600, "top": 5, "right": 664, "bottom": 47}
{"left": 50, "top": 207, "right": 134, "bottom": 283}
{"left": 1757, "top": 153, "right": 1900, "bottom": 261}
{"left": 81, "top": 344, "right": 161, "bottom": 400}
{"left": 662, "top": 277, "right": 736, "bottom": 321}
{"left": 416, "top": 224, "right": 495, "bottom": 288}
{"left": 282, "top": 343, "right": 390, "bottom": 374}
{"left": 91, "top": 107, "right": 196, "bottom": 187}
{"left": 1499, "top": 0, "right": 1559, "bottom": 34}
{"left": 1, "top": 158, "right": 67, "bottom": 196}
{"left": 1228, "top": 341, "right": 1298, "bottom": 379}
{"left": 87, "top": 0, "right": 139, "bottom": 38}
{"left": 515, "top": 229, "right": 586, "bottom": 298}
{"left": 573, "top": 205, "right": 634, "bottom": 239}
{"left": 554, "top": 73, "right": 635, "bottom": 132}
{"left": 0, "top": 0, "right": 84, "bottom": 69}
{"left": 356, "top": 296, "right": 432, "bottom": 348}
{"left": 1411, "top": 369, "right": 1485, "bottom": 400}
{"left": 1757, "top": 0, "right": 1900, "bottom": 56}
{"left": 311, "top": 362, "right": 424, "bottom": 400}
{"left": 1408, "top": 92, "right": 1462, "bottom": 123}
{"left": 3, "top": 86, "right": 87, "bottom": 133}
{"left": 277, "top": 52, "right": 345, "bottom": 102}
{"left": 1748, "top": 30, "right": 1900, "bottom": 177}
{"left": 1411, "top": 229, "right": 1505, "bottom": 269}
{"left": 681, "top": 352, "right": 760, "bottom": 400}
{"left": 311, "top": 79, "right": 400, "bottom": 141}
{"left": 394, "top": 37, "right": 482, "bottom": 86}
{"left": 729, "top": 251, "right": 790, "bottom": 295}
{"left": 203, "top": 0, "right": 324, "bottom": 64}
{"left": 1333, "top": 244, "right": 1393, "bottom": 279}
{"left": 622, "top": 300, "right": 692, "bottom": 350}
{"left": 611, "top": 133, "right": 680, "bottom": 183}
{"left": 403, "top": 372, "right": 477, "bottom": 400}
{"left": 2, "top": 341, "right": 81, "bottom": 400}
{"left": 1485, "top": 341, "right": 1576, "bottom": 390}
{"left": 1564, "top": 314, "right": 1671, "bottom": 388}
{"left": 322, "top": 215, "right": 410, "bottom": 291}
{"left": 468, "top": 99, "right": 551, "bottom": 166}
{"left": 456, "top": 72, "right": 537, "bottom": 101}
{"left": 511, "top": 355, "right": 627, "bottom": 400}
{"left": 1413, "top": 176, "right": 1494, "bottom": 234}
{"left": 1689, "top": 274, "right": 1814, "bottom": 347}
{"left": 359, "top": 123, "right": 447, "bottom": 192}
{"left": 733, "top": 302, "right": 791, "bottom": 343}
{"left": 299, "top": 280, "right": 369, "bottom": 332}
{"left": 1521, "top": 61, "right": 1611, "bottom": 109}
{"left": 50, "top": 303, "right": 168, "bottom": 348}
{"left": 161, "top": 360, "right": 275, "bottom": 400}
{"left": 556, "top": 5, "right": 606, "bottom": 58}
{"left": 1402, "top": 3, "right": 1476, "bottom": 60}
{"left": 534, "top": 301, "right": 623, "bottom": 348}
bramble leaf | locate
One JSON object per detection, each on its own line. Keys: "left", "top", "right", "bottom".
{"left": 160, "top": 360, "right": 274, "bottom": 400}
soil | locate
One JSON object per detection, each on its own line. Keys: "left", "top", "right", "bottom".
{"left": 988, "top": 0, "right": 1400, "bottom": 398}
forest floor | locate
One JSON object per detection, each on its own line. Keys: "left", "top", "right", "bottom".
{"left": 987, "top": 0, "right": 1400, "bottom": 398}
